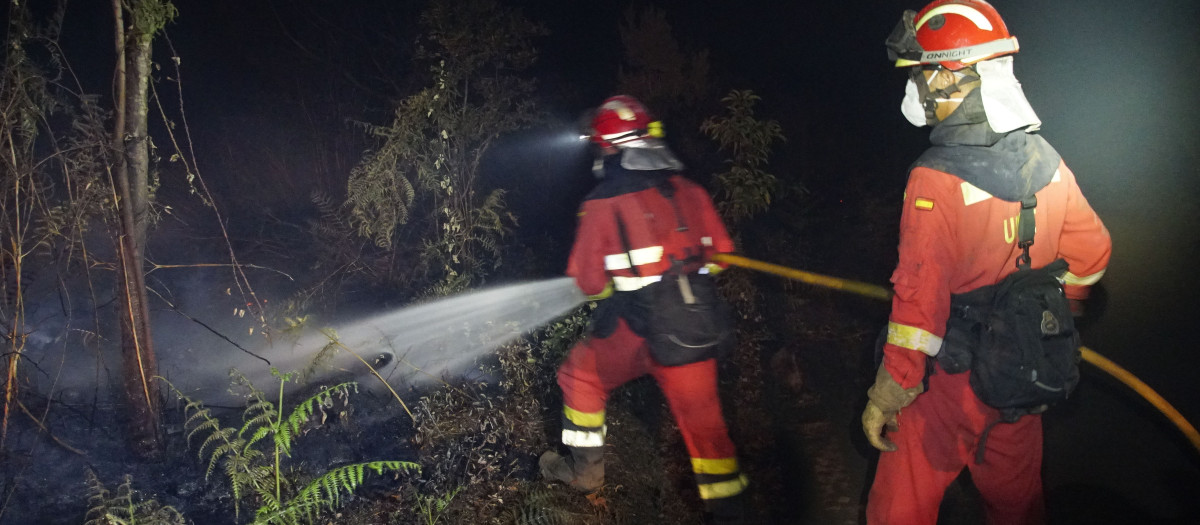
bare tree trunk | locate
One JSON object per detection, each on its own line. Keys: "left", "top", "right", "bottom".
{"left": 112, "top": 0, "right": 164, "bottom": 460}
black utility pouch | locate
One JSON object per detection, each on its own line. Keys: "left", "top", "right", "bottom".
{"left": 968, "top": 259, "right": 1080, "bottom": 412}
{"left": 937, "top": 314, "right": 977, "bottom": 374}
{"left": 941, "top": 259, "right": 1080, "bottom": 414}
{"left": 642, "top": 272, "right": 734, "bottom": 367}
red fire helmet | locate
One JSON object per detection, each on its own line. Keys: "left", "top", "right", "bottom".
{"left": 587, "top": 95, "right": 663, "bottom": 149}
{"left": 886, "top": 0, "right": 1019, "bottom": 70}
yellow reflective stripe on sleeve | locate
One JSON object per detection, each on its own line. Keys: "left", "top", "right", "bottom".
{"left": 914, "top": 198, "right": 935, "bottom": 211}
{"left": 887, "top": 322, "right": 944, "bottom": 357}
{"left": 564, "top": 406, "right": 605, "bottom": 428}
{"left": 1063, "top": 269, "right": 1105, "bottom": 286}
{"left": 562, "top": 428, "right": 605, "bottom": 448}
{"left": 691, "top": 457, "right": 739, "bottom": 475}
{"left": 697, "top": 474, "right": 750, "bottom": 500}
{"left": 628, "top": 246, "right": 664, "bottom": 266}
{"left": 612, "top": 275, "right": 663, "bottom": 291}
{"left": 604, "top": 253, "right": 631, "bottom": 270}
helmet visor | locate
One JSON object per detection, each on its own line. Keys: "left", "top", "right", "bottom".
{"left": 885, "top": 10, "right": 923, "bottom": 63}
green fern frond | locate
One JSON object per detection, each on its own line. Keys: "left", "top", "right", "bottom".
{"left": 206, "top": 437, "right": 246, "bottom": 479}
{"left": 240, "top": 394, "right": 278, "bottom": 431}
{"left": 310, "top": 189, "right": 354, "bottom": 235}
{"left": 245, "top": 424, "right": 274, "bottom": 452}
{"left": 255, "top": 490, "right": 284, "bottom": 518}
{"left": 182, "top": 398, "right": 207, "bottom": 417}
{"left": 254, "top": 461, "right": 418, "bottom": 525}
{"left": 241, "top": 396, "right": 278, "bottom": 424}
{"left": 196, "top": 425, "right": 235, "bottom": 462}
{"left": 240, "top": 400, "right": 277, "bottom": 428}
{"left": 84, "top": 470, "right": 186, "bottom": 525}
{"left": 274, "top": 423, "right": 296, "bottom": 457}
{"left": 83, "top": 470, "right": 111, "bottom": 525}
{"left": 185, "top": 413, "right": 223, "bottom": 449}
{"left": 284, "top": 382, "right": 358, "bottom": 438}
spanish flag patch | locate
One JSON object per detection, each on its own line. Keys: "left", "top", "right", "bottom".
{"left": 914, "top": 197, "right": 935, "bottom": 211}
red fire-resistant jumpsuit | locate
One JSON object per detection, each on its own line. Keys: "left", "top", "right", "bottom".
{"left": 867, "top": 161, "right": 1111, "bottom": 524}
{"left": 557, "top": 170, "right": 749, "bottom": 507}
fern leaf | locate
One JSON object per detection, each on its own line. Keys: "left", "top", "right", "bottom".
{"left": 185, "top": 415, "right": 222, "bottom": 449}
{"left": 283, "top": 381, "right": 358, "bottom": 438}
{"left": 241, "top": 397, "right": 278, "bottom": 433}
{"left": 245, "top": 424, "right": 274, "bottom": 452}
{"left": 206, "top": 436, "right": 244, "bottom": 479}
{"left": 256, "top": 461, "right": 417, "bottom": 525}
{"left": 83, "top": 471, "right": 186, "bottom": 525}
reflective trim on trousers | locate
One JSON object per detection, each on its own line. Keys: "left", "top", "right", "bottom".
{"left": 697, "top": 473, "right": 749, "bottom": 500}
{"left": 562, "top": 428, "right": 605, "bottom": 448}
{"left": 564, "top": 406, "right": 605, "bottom": 428}
{"left": 692, "top": 457, "right": 739, "bottom": 475}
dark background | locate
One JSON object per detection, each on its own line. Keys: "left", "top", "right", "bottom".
{"left": 34, "top": 0, "right": 1200, "bottom": 521}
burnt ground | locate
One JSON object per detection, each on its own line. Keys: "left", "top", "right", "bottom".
{"left": 0, "top": 382, "right": 418, "bottom": 525}
{"left": 2, "top": 265, "right": 1199, "bottom": 524}
{"left": 0, "top": 274, "right": 882, "bottom": 525}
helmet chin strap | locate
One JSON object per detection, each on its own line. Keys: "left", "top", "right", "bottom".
{"left": 592, "top": 156, "right": 606, "bottom": 179}
{"left": 909, "top": 67, "right": 980, "bottom": 125}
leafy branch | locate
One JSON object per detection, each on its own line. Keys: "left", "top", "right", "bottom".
{"left": 701, "top": 89, "right": 787, "bottom": 224}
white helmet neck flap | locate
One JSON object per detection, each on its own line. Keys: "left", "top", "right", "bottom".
{"left": 901, "top": 56, "right": 1040, "bottom": 133}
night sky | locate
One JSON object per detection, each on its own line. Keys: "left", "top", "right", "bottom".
{"left": 31, "top": 0, "right": 1200, "bottom": 519}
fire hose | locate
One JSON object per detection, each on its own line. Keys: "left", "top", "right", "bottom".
{"left": 711, "top": 253, "right": 1200, "bottom": 456}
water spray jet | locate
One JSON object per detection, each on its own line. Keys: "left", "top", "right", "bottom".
{"left": 217, "top": 277, "right": 587, "bottom": 405}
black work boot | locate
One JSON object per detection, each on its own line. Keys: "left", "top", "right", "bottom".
{"left": 539, "top": 446, "right": 604, "bottom": 492}
{"left": 706, "top": 490, "right": 747, "bottom": 524}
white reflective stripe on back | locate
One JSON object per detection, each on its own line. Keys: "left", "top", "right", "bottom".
{"left": 1052, "top": 169, "right": 1062, "bottom": 183}
{"left": 701, "top": 236, "right": 713, "bottom": 247}
{"left": 961, "top": 181, "right": 993, "bottom": 206}
{"left": 1064, "top": 269, "right": 1105, "bottom": 286}
{"left": 612, "top": 275, "right": 662, "bottom": 291}
{"left": 887, "top": 322, "right": 944, "bottom": 356}
{"left": 604, "top": 253, "right": 631, "bottom": 270}
{"left": 628, "top": 246, "right": 664, "bottom": 266}
{"left": 605, "top": 247, "right": 663, "bottom": 270}
{"left": 562, "top": 428, "right": 605, "bottom": 448}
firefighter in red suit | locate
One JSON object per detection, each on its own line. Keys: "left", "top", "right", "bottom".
{"left": 539, "top": 95, "right": 747, "bottom": 523}
{"left": 863, "top": 2, "right": 1112, "bottom": 524}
